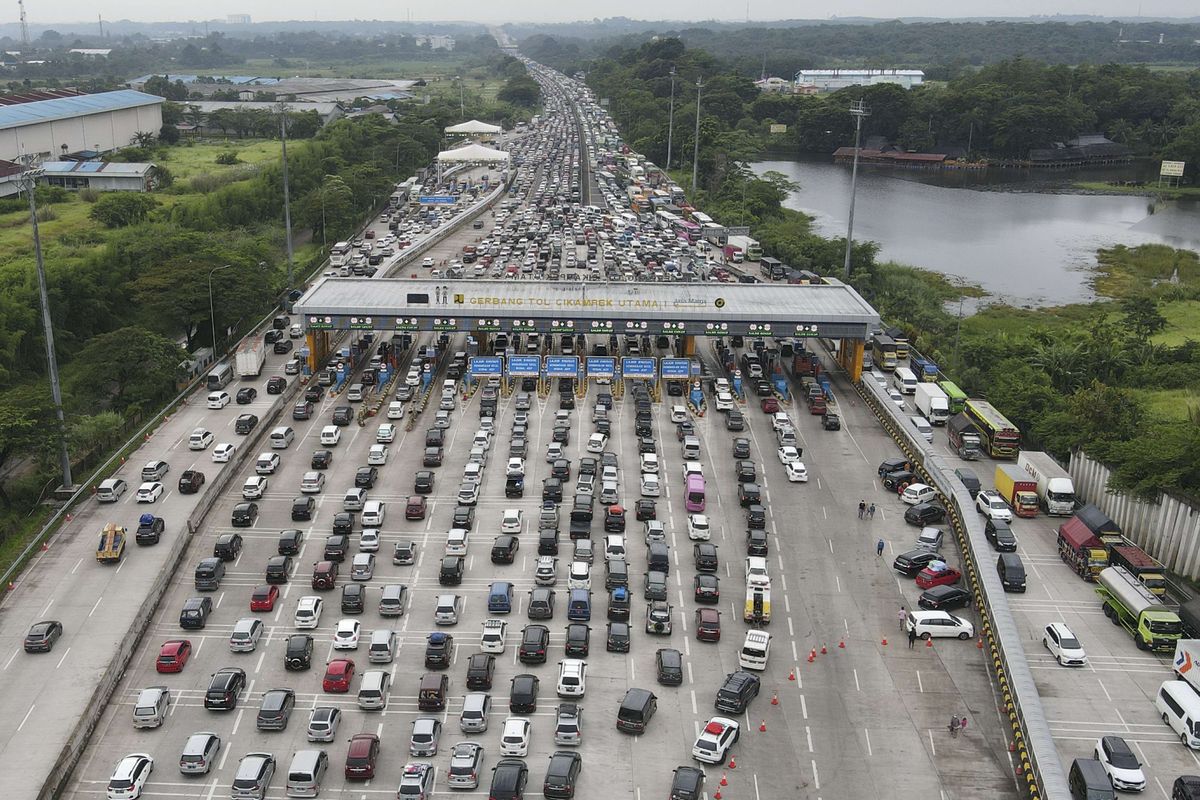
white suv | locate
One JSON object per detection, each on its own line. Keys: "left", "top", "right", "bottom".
{"left": 975, "top": 490, "right": 1014, "bottom": 522}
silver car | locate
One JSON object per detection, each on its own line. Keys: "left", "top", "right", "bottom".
{"left": 410, "top": 717, "right": 442, "bottom": 756}
{"left": 447, "top": 742, "right": 484, "bottom": 789}
{"left": 306, "top": 706, "right": 341, "bottom": 743}
{"left": 179, "top": 732, "right": 221, "bottom": 774}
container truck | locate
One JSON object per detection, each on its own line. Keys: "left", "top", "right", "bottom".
{"left": 1016, "top": 451, "right": 1076, "bottom": 515}
{"left": 946, "top": 413, "right": 982, "bottom": 460}
{"left": 235, "top": 338, "right": 266, "bottom": 377}
{"left": 1108, "top": 544, "right": 1167, "bottom": 596}
{"left": 994, "top": 464, "right": 1039, "bottom": 517}
{"left": 744, "top": 586, "right": 771, "bottom": 624}
{"left": 722, "top": 243, "right": 745, "bottom": 263}
{"left": 914, "top": 384, "right": 950, "bottom": 426}
{"left": 1095, "top": 566, "right": 1181, "bottom": 652}
{"left": 1173, "top": 640, "right": 1200, "bottom": 692}
{"left": 909, "top": 354, "right": 939, "bottom": 382}
{"left": 1057, "top": 518, "right": 1108, "bottom": 581}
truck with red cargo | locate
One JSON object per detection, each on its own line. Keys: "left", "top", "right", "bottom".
{"left": 1057, "top": 517, "right": 1108, "bottom": 581}
{"left": 1108, "top": 544, "right": 1167, "bottom": 597}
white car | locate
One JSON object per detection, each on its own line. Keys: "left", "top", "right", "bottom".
{"left": 777, "top": 443, "right": 801, "bottom": 463}
{"left": 587, "top": 433, "right": 608, "bottom": 453}
{"left": 377, "top": 424, "right": 396, "bottom": 443}
{"left": 458, "top": 483, "right": 479, "bottom": 505}
{"left": 714, "top": 392, "right": 734, "bottom": 412}
{"left": 546, "top": 442, "right": 564, "bottom": 462}
{"left": 106, "top": 753, "right": 154, "bottom": 800}
{"left": 745, "top": 556, "right": 771, "bottom": 588}
{"left": 463, "top": 462, "right": 483, "bottom": 485}
{"left": 386, "top": 402, "right": 405, "bottom": 420}
{"left": 557, "top": 659, "right": 587, "bottom": 697}
{"left": 887, "top": 388, "right": 906, "bottom": 409}
{"left": 481, "top": 619, "right": 507, "bottom": 654}
{"left": 692, "top": 717, "right": 740, "bottom": 765}
{"left": 361, "top": 501, "right": 386, "bottom": 527}
{"left": 771, "top": 412, "right": 792, "bottom": 433}
{"left": 568, "top": 561, "right": 590, "bottom": 590}
{"left": 1093, "top": 735, "right": 1146, "bottom": 792}
{"left": 906, "top": 610, "right": 974, "bottom": 640}
{"left": 135, "top": 482, "right": 163, "bottom": 503}
{"left": 333, "top": 619, "right": 361, "bottom": 650}
{"left": 206, "top": 391, "right": 231, "bottom": 409}
{"left": 406, "top": 369, "right": 421, "bottom": 387}
{"left": 255, "top": 452, "right": 279, "bottom": 474}
{"left": 359, "top": 529, "right": 381, "bottom": 552}
{"left": 640, "top": 473, "right": 661, "bottom": 497}
{"left": 367, "top": 444, "right": 389, "bottom": 465}
{"left": 506, "top": 458, "right": 526, "bottom": 477}
{"left": 500, "top": 509, "right": 523, "bottom": 534}
{"left": 300, "top": 471, "right": 325, "bottom": 493}
{"left": 785, "top": 461, "right": 809, "bottom": 482}
{"left": 1042, "top": 623, "right": 1088, "bottom": 666}
{"left": 212, "top": 442, "right": 236, "bottom": 463}
{"left": 446, "top": 528, "right": 470, "bottom": 556}
{"left": 241, "top": 476, "right": 267, "bottom": 500}
{"left": 188, "top": 428, "right": 214, "bottom": 451}
{"left": 670, "top": 405, "right": 689, "bottom": 423}
{"left": 640, "top": 453, "right": 659, "bottom": 474}
{"left": 687, "top": 514, "right": 711, "bottom": 541}
{"left": 535, "top": 556, "right": 558, "bottom": 585}
{"left": 320, "top": 425, "right": 341, "bottom": 446}
{"left": 604, "top": 534, "right": 626, "bottom": 562}
{"left": 681, "top": 461, "right": 703, "bottom": 480}
{"left": 902, "top": 483, "right": 938, "bottom": 506}
{"left": 295, "top": 596, "right": 323, "bottom": 629}
{"left": 715, "top": 378, "right": 730, "bottom": 394}
{"left": 500, "top": 717, "right": 531, "bottom": 756}
{"left": 975, "top": 490, "right": 1014, "bottom": 522}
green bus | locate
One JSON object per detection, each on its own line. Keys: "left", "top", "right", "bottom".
{"left": 938, "top": 381, "right": 968, "bottom": 415}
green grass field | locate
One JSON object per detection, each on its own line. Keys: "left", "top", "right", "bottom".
{"left": 1131, "top": 387, "right": 1200, "bottom": 422}
{"left": 1153, "top": 299, "right": 1200, "bottom": 347}
{"left": 156, "top": 140, "right": 281, "bottom": 181}
{"left": 1075, "top": 181, "right": 1200, "bottom": 200}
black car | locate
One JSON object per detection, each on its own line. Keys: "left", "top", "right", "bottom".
{"left": 738, "top": 483, "right": 761, "bottom": 507}
{"left": 746, "top": 504, "right": 766, "bottom": 530}
{"left": 439, "top": 555, "right": 464, "bottom": 585}
{"left": 505, "top": 476, "right": 525, "bottom": 498}
{"left": 304, "top": 385, "right": 325, "bottom": 403}
{"left": 236, "top": 387, "right": 257, "bottom": 404}
{"left": 331, "top": 513, "right": 353, "bottom": 536}
{"left": 204, "top": 667, "right": 246, "bottom": 710}
{"left": 355, "top": 466, "right": 379, "bottom": 489}
{"left": 453, "top": 506, "right": 475, "bottom": 530}
{"left": 179, "top": 596, "right": 213, "bottom": 629}
{"left": 693, "top": 573, "right": 720, "bottom": 603}
{"left": 918, "top": 585, "right": 973, "bottom": 611}
{"left": 278, "top": 529, "right": 304, "bottom": 555}
{"left": 746, "top": 529, "right": 769, "bottom": 556}
{"left": 518, "top": 624, "right": 550, "bottom": 663}
{"left": 564, "top": 623, "right": 590, "bottom": 657}
{"left": 732, "top": 438, "right": 751, "bottom": 459}
{"left": 234, "top": 413, "right": 258, "bottom": 434}
{"left": 725, "top": 410, "right": 745, "bottom": 431}
{"left": 265, "top": 555, "right": 292, "bottom": 584}
{"left": 491, "top": 759, "right": 529, "bottom": 800}
{"left": 693, "top": 543, "right": 719, "bottom": 573}
{"left": 538, "top": 528, "right": 559, "bottom": 556}
{"left": 178, "top": 469, "right": 205, "bottom": 494}
{"left": 882, "top": 469, "right": 916, "bottom": 492}
{"left": 23, "top": 620, "right": 63, "bottom": 652}
{"left": 325, "top": 534, "right": 349, "bottom": 561}
{"left": 465, "top": 652, "right": 496, "bottom": 689}
{"left": 578, "top": 457, "right": 597, "bottom": 476}
{"left": 670, "top": 766, "right": 706, "bottom": 800}
{"left": 266, "top": 376, "right": 287, "bottom": 394}
{"left": 955, "top": 467, "right": 981, "bottom": 495}
{"left": 332, "top": 406, "right": 353, "bottom": 425}
{"left": 656, "top": 647, "right": 684, "bottom": 685}
{"left": 904, "top": 503, "right": 947, "bottom": 526}
{"left": 986, "top": 520, "right": 1019, "bottom": 552}
{"left": 492, "top": 535, "right": 519, "bottom": 564}
{"left": 543, "top": 751, "right": 583, "bottom": 799}
{"left": 509, "top": 673, "right": 540, "bottom": 713}
{"left": 893, "top": 549, "right": 943, "bottom": 577}
{"left": 822, "top": 413, "right": 841, "bottom": 431}
{"left": 311, "top": 449, "right": 333, "bottom": 470}
{"left": 273, "top": 339, "right": 293, "bottom": 354}
{"left": 607, "top": 621, "right": 631, "bottom": 652}
{"left": 676, "top": 421, "right": 694, "bottom": 441}
{"left": 292, "top": 496, "right": 315, "bottom": 521}
{"left": 542, "top": 478, "right": 563, "bottom": 503}
{"left": 214, "top": 533, "right": 243, "bottom": 561}
{"left": 604, "top": 506, "right": 626, "bottom": 533}
{"left": 878, "top": 457, "right": 913, "bottom": 477}
{"left": 552, "top": 425, "right": 570, "bottom": 444}
{"left": 637, "top": 436, "right": 656, "bottom": 455}
{"left": 284, "top": 634, "right": 313, "bottom": 670}
{"left": 414, "top": 471, "right": 435, "bottom": 494}
{"left": 425, "top": 632, "right": 454, "bottom": 669}
{"left": 551, "top": 459, "right": 571, "bottom": 480}
{"left": 635, "top": 499, "right": 656, "bottom": 522}
{"left": 735, "top": 461, "right": 756, "bottom": 483}
{"left": 135, "top": 515, "right": 164, "bottom": 545}
{"left": 231, "top": 503, "right": 258, "bottom": 527}
{"left": 423, "top": 446, "right": 444, "bottom": 467}
{"left": 341, "top": 583, "right": 365, "bottom": 614}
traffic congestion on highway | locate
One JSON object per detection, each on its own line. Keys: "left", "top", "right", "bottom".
{"left": 8, "top": 48, "right": 1197, "bottom": 800}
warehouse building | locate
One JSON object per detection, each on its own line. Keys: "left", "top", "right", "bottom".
{"left": 0, "top": 90, "right": 164, "bottom": 163}
{"left": 795, "top": 69, "right": 925, "bottom": 92}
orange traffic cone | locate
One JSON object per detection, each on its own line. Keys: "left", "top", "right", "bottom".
{"left": 771, "top": 691, "right": 779, "bottom": 706}
{"left": 977, "top": 638, "right": 984, "bottom": 649}
{"left": 807, "top": 648, "right": 816, "bottom": 663}
{"left": 7, "top": 581, "right": 14, "bottom": 591}
{"left": 720, "top": 773, "right": 728, "bottom": 786}
{"left": 820, "top": 643, "right": 827, "bottom": 655}
{"left": 838, "top": 639, "right": 845, "bottom": 649}
{"left": 729, "top": 757, "right": 737, "bottom": 770}
{"left": 926, "top": 637, "right": 933, "bottom": 647}
{"left": 714, "top": 791, "right": 722, "bottom": 800}
{"left": 759, "top": 719, "right": 767, "bottom": 732}
{"left": 788, "top": 668, "right": 796, "bottom": 681}
{"left": 41, "top": 542, "right": 48, "bottom": 551}
{"left": 881, "top": 637, "right": 888, "bottom": 646}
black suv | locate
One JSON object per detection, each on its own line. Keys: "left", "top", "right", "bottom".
{"left": 278, "top": 529, "right": 304, "bottom": 555}
{"left": 311, "top": 449, "right": 333, "bottom": 469}
{"left": 465, "top": 652, "right": 496, "bottom": 689}
{"left": 693, "top": 543, "right": 719, "bottom": 573}
{"left": 893, "top": 549, "right": 943, "bottom": 577}
{"left": 284, "top": 634, "right": 313, "bottom": 670}
{"left": 178, "top": 469, "right": 205, "bottom": 494}
{"left": 414, "top": 471, "right": 435, "bottom": 494}
{"left": 714, "top": 671, "right": 761, "bottom": 714}
{"left": 492, "top": 535, "right": 519, "bottom": 564}
{"left": 738, "top": 483, "right": 761, "bottom": 507}
{"left": 746, "top": 529, "right": 769, "bottom": 556}
{"left": 291, "top": 497, "right": 315, "bottom": 521}
{"left": 341, "top": 583, "right": 365, "bottom": 613}
{"left": 986, "top": 519, "right": 1018, "bottom": 552}
{"left": 904, "top": 503, "right": 946, "bottom": 526}
{"left": 423, "top": 447, "right": 443, "bottom": 467}
{"left": 234, "top": 414, "right": 258, "bottom": 434}
{"left": 564, "top": 623, "right": 590, "bottom": 657}
{"left": 332, "top": 406, "right": 353, "bottom": 425}
{"left": 518, "top": 624, "right": 550, "bottom": 663}
{"left": 439, "top": 556, "right": 464, "bottom": 585}
{"left": 213, "top": 533, "right": 243, "bottom": 561}
{"left": 543, "top": 751, "right": 582, "bottom": 799}
{"left": 670, "top": 767, "right": 705, "bottom": 800}
{"left": 509, "top": 674, "right": 539, "bottom": 713}
{"left": 179, "top": 596, "right": 213, "bottom": 629}
{"left": 324, "top": 534, "right": 349, "bottom": 562}
{"left": 135, "top": 515, "right": 164, "bottom": 545}
{"left": 355, "top": 466, "right": 378, "bottom": 489}
{"left": 656, "top": 647, "right": 684, "bottom": 685}
{"left": 331, "top": 513, "right": 353, "bottom": 536}
{"left": 452, "top": 506, "right": 475, "bottom": 530}
{"left": 204, "top": 667, "right": 247, "bottom": 710}
{"left": 425, "top": 632, "right": 454, "bottom": 669}
{"left": 236, "top": 387, "right": 257, "bottom": 404}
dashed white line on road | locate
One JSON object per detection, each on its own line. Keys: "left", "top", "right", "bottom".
{"left": 18, "top": 703, "right": 35, "bottom": 731}
{"left": 55, "top": 647, "right": 70, "bottom": 669}
{"left": 864, "top": 728, "right": 873, "bottom": 755}
{"left": 853, "top": 669, "right": 861, "bottom": 692}
{"left": 88, "top": 596, "right": 103, "bottom": 618}
{"left": 811, "top": 760, "right": 820, "bottom": 789}
{"left": 70, "top": 557, "right": 82, "bottom": 574}
{"left": 800, "top": 694, "right": 808, "bottom": 719}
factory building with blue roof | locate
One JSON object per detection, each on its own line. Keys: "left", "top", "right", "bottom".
{"left": 0, "top": 90, "right": 164, "bottom": 163}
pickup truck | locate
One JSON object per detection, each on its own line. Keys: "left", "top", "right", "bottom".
{"left": 975, "top": 490, "right": 1014, "bottom": 523}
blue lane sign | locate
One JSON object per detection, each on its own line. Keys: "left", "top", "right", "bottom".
{"left": 507, "top": 355, "right": 541, "bottom": 377}
{"left": 417, "top": 195, "right": 457, "bottom": 205}
{"left": 660, "top": 358, "right": 691, "bottom": 378}
{"left": 545, "top": 356, "right": 579, "bottom": 377}
{"left": 469, "top": 356, "right": 503, "bottom": 375}
{"left": 621, "top": 357, "right": 656, "bottom": 378}
{"left": 586, "top": 357, "right": 615, "bottom": 377}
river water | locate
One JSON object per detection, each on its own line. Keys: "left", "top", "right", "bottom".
{"left": 752, "top": 157, "right": 1200, "bottom": 307}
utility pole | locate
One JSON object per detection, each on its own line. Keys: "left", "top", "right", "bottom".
{"left": 208, "top": 264, "right": 234, "bottom": 353}
{"left": 691, "top": 76, "right": 704, "bottom": 194}
{"left": 842, "top": 98, "right": 870, "bottom": 280}
{"left": 665, "top": 66, "right": 676, "bottom": 172}
{"left": 20, "top": 164, "right": 73, "bottom": 491}
{"left": 277, "top": 103, "right": 295, "bottom": 293}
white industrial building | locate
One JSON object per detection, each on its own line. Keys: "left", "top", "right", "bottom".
{"left": 40, "top": 161, "right": 157, "bottom": 192}
{"left": 0, "top": 90, "right": 164, "bottom": 163}
{"left": 795, "top": 69, "right": 925, "bottom": 92}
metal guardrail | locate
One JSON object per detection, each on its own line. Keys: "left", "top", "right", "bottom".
{"left": 856, "top": 374, "right": 1070, "bottom": 800}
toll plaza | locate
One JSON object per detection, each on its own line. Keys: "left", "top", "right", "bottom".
{"left": 294, "top": 277, "right": 880, "bottom": 397}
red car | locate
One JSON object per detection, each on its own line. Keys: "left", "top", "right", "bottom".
{"left": 405, "top": 495, "right": 427, "bottom": 521}
{"left": 695, "top": 608, "right": 721, "bottom": 642}
{"left": 323, "top": 658, "right": 355, "bottom": 693}
{"left": 345, "top": 733, "right": 380, "bottom": 779}
{"left": 915, "top": 565, "right": 962, "bottom": 590}
{"left": 760, "top": 397, "right": 780, "bottom": 414}
{"left": 250, "top": 584, "right": 279, "bottom": 612}
{"left": 156, "top": 639, "right": 192, "bottom": 673}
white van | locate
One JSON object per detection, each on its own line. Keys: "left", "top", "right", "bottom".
{"left": 738, "top": 630, "right": 772, "bottom": 671}
{"left": 357, "top": 670, "right": 391, "bottom": 710}
{"left": 1156, "top": 680, "right": 1200, "bottom": 748}
{"left": 319, "top": 426, "right": 341, "bottom": 446}
{"left": 682, "top": 435, "right": 701, "bottom": 460}
{"left": 347, "top": 383, "right": 365, "bottom": 402}
{"left": 435, "top": 594, "right": 462, "bottom": 625}
{"left": 270, "top": 426, "right": 295, "bottom": 449}
{"left": 910, "top": 416, "right": 933, "bottom": 443}
{"left": 368, "top": 630, "right": 397, "bottom": 663}
{"left": 892, "top": 367, "right": 918, "bottom": 396}
{"left": 284, "top": 750, "right": 328, "bottom": 798}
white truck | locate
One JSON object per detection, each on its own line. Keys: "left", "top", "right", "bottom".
{"left": 913, "top": 383, "right": 950, "bottom": 426}
{"left": 1173, "top": 640, "right": 1200, "bottom": 693}
{"left": 1017, "top": 451, "right": 1076, "bottom": 516}
{"left": 235, "top": 338, "right": 266, "bottom": 377}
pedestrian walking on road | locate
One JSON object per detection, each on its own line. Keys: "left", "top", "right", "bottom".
{"left": 898, "top": 606, "right": 907, "bottom": 631}
{"left": 960, "top": 717, "right": 969, "bottom": 734}
{"left": 858, "top": 500, "right": 866, "bottom": 519}
{"left": 949, "top": 716, "right": 961, "bottom": 738}
{"left": 908, "top": 627, "right": 917, "bottom": 649}
{"left": 876, "top": 539, "right": 885, "bottom": 557}
{"left": 868, "top": 503, "right": 876, "bottom": 520}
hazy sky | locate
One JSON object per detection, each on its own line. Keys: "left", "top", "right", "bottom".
{"left": 20, "top": 0, "right": 1200, "bottom": 25}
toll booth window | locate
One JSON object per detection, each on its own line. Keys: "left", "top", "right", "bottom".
{"left": 407, "top": 293, "right": 430, "bottom": 304}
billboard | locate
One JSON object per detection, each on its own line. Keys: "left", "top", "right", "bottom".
{"left": 545, "top": 356, "right": 579, "bottom": 377}
{"left": 621, "top": 357, "right": 656, "bottom": 378}
{"left": 469, "top": 356, "right": 502, "bottom": 375}
{"left": 1161, "top": 160, "right": 1186, "bottom": 177}
{"left": 769, "top": 124, "right": 788, "bottom": 134}
{"left": 417, "top": 195, "right": 457, "bottom": 205}
{"left": 660, "top": 358, "right": 691, "bottom": 378}
{"left": 586, "top": 357, "right": 616, "bottom": 377}
{"left": 506, "top": 355, "right": 541, "bottom": 376}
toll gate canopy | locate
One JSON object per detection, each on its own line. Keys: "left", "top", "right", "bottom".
{"left": 294, "top": 278, "right": 880, "bottom": 340}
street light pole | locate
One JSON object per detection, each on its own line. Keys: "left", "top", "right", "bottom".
{"left": 842, "top": 98, "right": 871, "bottom": 280}
{"left": 21, "top": 165, "right": 72, "bottom": 490}
{"left": 209, "top": 263, "right": 234, "bottom": 353}
{"left": 665, "top": 66, "right": 676, "bottom": 171}
{"left": 691, "top": 76, "right": 704, "bottom": 194}
{"left": 277, "top": 103, "right": 295, "bottom": 294}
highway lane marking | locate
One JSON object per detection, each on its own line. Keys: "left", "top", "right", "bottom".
{"left": 753, "top": 774, "right": 762, "bottom": 800}
{"left": 1097, "top": 679, "right": 1113, "bottom": 702}
{"left": 863, "top": 728, "right": 872, "bottom": 755}
{"left": 87, "top": 595, "right": 103, "bottom": 618}
{"left": 70, "top": 557, "right": 82, "bottom": 574}
{"left": 204, "top": 777, "right": 218, "bottom": 800}
{"left": 854, "top": 669, "right": 861, "bottom": 692}
{"left": 799, "top": 694, "right": 808, "bottom": 719}
{"left": 917, "top": 672, "right": 924, "bottom": 693}
{"left": 231, "top": 708, "right": 244, "bottom": 735}
{"left": 17, "top": 703, "right": 35, "bottom": 731}
{"left": 806, "top": 725, "right": 814, "bottom": 752}
{"left": 55, "top": 647, "right": 70, "bottom": 669}
{"left": 4, "top": 648, "right": 19, "bottom": 669}
{"left": 811, "top": 760, "right": 820, "bottom": 790}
